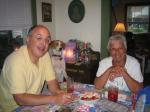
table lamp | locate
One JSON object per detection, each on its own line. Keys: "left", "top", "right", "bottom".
{"left": 114, "top": 22, "right": 126, "bottom": 33}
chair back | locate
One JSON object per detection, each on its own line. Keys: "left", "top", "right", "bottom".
{"left": 137, "top": 86, "right": 150, "bottom": 104}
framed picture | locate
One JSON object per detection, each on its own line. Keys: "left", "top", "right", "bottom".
{"left": 68, "top": 0, "right": 85, "bottom": 23}
{"left": 42, "top": 2, "right": 52, "bottom": 22}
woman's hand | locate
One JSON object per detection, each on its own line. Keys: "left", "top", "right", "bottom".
{"left": 109, "top": 66, "right": 125, "bottom": 81}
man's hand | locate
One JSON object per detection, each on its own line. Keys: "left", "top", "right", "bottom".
{"left": 53, "top": 92, "right": 74, "bottom": 105}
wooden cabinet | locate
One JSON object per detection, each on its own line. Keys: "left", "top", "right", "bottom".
{"left": 66, "top": 62, "right": 99, "bottom": 84}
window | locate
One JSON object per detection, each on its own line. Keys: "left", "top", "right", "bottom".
{"left": 126, "top": 4, "right": 150, "bottom": 34}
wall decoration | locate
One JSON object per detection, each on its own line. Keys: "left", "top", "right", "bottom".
{"left": 42, "top": 2, "right": 52, "bottom": 22}
{"left": 68, "top": 0, "right": 85, "bottom": 23}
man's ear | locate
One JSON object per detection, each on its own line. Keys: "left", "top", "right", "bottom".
{"left": 26, "top": 36, "right": 29, "bottom": 44}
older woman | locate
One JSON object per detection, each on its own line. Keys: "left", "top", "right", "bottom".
{"left": 94, "top": 34, "right": 143, "bottom": 93}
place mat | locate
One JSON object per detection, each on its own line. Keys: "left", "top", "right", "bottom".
{"left": 97, "top": 99, "right": 130, "bottom": 112}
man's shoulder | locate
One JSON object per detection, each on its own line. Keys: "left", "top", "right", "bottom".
{"left": 5, "top": 46, "right": 26, "bottom": 63}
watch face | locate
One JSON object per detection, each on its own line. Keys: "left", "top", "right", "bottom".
{"left": 68, "top": 0, "right": 85, "bottom": 23}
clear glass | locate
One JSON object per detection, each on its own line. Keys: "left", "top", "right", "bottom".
{"left": 66, "top": 77, "right": 74, "bottom": 93}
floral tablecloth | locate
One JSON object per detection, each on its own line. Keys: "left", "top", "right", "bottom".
{"left": 15, "top": 83, "right": 132, "bottom": 112}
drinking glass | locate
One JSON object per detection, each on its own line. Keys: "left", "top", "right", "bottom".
{"left": 67, "top": 77, "right": 74, "bottom": 93}
{"left": 108, "top": 86, "right": 118, "bottom": 102}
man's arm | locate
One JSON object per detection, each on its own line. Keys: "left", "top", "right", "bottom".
{"left": 13, "top": 93, "right": 56, "bottom": 106}
{"left": 13, "top": 80, "right": 73, "bottom": 106}
{"left": 47, "top": 79, "right": 62, "bottom": 94}
{"left": 13, "top": 92, "right": 73, "bottom": 106}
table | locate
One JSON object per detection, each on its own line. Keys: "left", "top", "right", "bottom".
{"left": 15, "top": 83, "right": 132, "bottom": 112}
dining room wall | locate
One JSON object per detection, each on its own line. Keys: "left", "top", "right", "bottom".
{"left": 36, "top": 0, "right": 101, "bottom": 52}
{"left": 36, "top": 0, "right": 56, "bottom": 41}
{"left": 0, "top": 0, "right": 32, "bottom": 40}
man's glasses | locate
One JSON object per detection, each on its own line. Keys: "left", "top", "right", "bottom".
{"left": 30, "top": 34, "right": 51, "bottom": 44}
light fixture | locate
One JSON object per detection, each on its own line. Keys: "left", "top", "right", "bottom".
{"left": 114, "top": 22, "right": 126, "bottom": 32}
{"left": 64, "top": 41, "right": 76, "bottom": 63}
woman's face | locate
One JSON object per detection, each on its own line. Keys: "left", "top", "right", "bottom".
{"left": 109, "top": 40, "right": 126, "bottom": 65}
{"left": 26, "top": 27, "right": 51, "bottom": 60}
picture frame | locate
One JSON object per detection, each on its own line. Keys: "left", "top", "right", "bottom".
{"left": 42, "top": 2, "right": 52, "bottom": 22}
{"left": 68, "top": 0, "right": 85, "bottom": 23}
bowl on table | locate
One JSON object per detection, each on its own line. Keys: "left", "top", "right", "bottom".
{"left": 79, "top": 92, "right": 100, "bottom": 106}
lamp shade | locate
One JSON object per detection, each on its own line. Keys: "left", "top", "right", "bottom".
{"left": 114, "top": 22, "right": 126, "bottom": 32}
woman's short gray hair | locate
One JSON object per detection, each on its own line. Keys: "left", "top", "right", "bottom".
{"left": 107, "top": 34, "right": 127, "bottom": 50}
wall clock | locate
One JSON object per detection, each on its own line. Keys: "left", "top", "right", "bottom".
{"left": 68, "top": 0, "right": 85, "bottom": 23}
